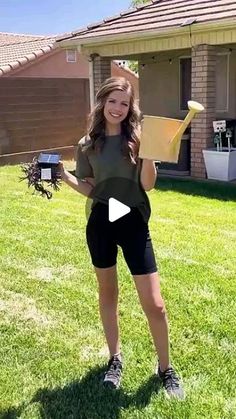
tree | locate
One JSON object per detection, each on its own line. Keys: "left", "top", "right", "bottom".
{"left": 131, "top": 0, "right": 149, "bottom": 6}
{"left": 127, "top": 60, "right": 138, "bottom": 74}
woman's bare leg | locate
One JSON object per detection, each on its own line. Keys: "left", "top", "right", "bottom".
{"left": 94, "top": 265, "right": 120, "bottom": 357}
{"left": 133, "top": 271, "right": 170, "bottom": 371}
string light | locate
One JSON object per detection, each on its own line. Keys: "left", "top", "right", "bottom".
{"left": 140, "top": 55, "right": 180, "bottom": 68}
{"left": 139, "top": 45, "right": 234, "bottom": 69}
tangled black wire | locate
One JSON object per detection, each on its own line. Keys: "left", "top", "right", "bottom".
{"left": 20, "top": 157, "right": 62, "bottom": 199}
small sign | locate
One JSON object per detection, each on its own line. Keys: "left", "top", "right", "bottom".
{"left": 41, "top": 168, "right": 52, "bottom": 180}
{"left": 213, "top": 120, "right": 226, "bottom": 133}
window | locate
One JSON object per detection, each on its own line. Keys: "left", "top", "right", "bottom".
{"left": 66, "top": 49, "right": 77, "bottom": 63}
{"left": 179, "top": 57, "right": 191, "bottom": 111}
{"left": 216, "top": 53, "right": 229, "bottom": 112}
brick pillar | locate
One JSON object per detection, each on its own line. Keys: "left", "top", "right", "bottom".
{"left": 191, "top": 45, "right": 217, "bottom": 178}
{"left": 93, "top": 56, "right": 111, "bottom": 96}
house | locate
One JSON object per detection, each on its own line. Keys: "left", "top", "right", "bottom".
{"left": 0, "top": 32, "right": 138, "bottom": 165}
{"left": 57, "top": 0, "right": 236, "bottom": 179}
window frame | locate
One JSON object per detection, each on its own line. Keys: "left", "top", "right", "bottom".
{"left": 66, "top": 49, "right": 77, "bottom": 63}
{"left": 216, "top": 52, "right": 230, "bottom": 113}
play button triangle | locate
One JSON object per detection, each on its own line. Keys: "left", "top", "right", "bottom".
{"left": 108, "top": 197, "right": 130, "bottom": 222}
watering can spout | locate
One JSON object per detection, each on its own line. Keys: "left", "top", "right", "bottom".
{"left": 170, "top": 101, "right": 205, "bottom": 146}
{"left": 139, "top": 100, "right": 204, "bottom": 163}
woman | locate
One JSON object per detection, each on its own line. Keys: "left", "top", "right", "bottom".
{"left": 60, "top": 77, "right": 184, "bottom": 399}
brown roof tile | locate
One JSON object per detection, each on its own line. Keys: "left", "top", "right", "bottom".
{"left": 0, "top": 32, "right": 46, "bottom": 46}
{"left": 58, "top": 0, "right": 236, "bottom": 43}
{"left": 0, "top": 32, "right": 57, "bottom": 76}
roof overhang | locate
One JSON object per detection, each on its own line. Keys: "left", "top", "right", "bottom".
{"left": 57, "top": 20, "right": 236, "bottom": 57}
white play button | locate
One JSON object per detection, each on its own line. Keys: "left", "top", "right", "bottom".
{"left": 108, "top": 197, "right": 130, "bottom": 222}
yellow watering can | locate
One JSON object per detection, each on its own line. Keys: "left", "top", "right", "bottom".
{"left": 139, "top": 100, "right": 204, "bottom": 162}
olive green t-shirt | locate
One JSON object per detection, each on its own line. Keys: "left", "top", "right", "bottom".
{"left": 75, "top": 135, "right": 151, "bottom": 223}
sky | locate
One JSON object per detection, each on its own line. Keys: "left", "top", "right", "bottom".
{"left": 0, "top": 0, "right": 132, "bottom": 36}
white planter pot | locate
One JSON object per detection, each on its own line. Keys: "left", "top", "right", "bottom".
{"left": 202, "top": 148, "right": 236, "bottom": 181}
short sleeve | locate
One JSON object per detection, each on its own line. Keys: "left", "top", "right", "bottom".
{"left": 75, "top": 138, "right": 94, "bottom": 179}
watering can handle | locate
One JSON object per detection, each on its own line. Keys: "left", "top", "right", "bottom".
{"left": 169, "top": 100, "right": 204, "bottom": 145}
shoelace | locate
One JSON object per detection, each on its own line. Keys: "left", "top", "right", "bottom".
{"left": 106, "top": 358, "right": 122, "bottom": 378}
{"left": 161, "top": 368, "right": 180, "bottom": 389}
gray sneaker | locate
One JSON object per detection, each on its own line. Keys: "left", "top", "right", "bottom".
{"left": 157, "top": 365, "right": 184, "bottom": 399}
{"left": 103, "top": 354, "right": 123, "bottom": 389}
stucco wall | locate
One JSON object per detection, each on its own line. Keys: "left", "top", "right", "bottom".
{"left": 139, "top": 51, "right": 189, "bottom": 119}
{"left": 12, "top": 48, "right": 89, "bottom": 78}
{"left": 10, "top": 50, "right": 139, "bottom": 99}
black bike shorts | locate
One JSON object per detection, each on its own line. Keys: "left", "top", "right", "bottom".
{"left": 86, "top": 202, "right": 157, "bottom": 275}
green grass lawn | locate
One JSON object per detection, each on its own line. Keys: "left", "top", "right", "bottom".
{"left": 0, "top": 164, "right": 236, "bottom": 419}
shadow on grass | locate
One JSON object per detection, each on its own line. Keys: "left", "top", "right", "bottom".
{"left": 69, "top": 170, "right": 236, "bottom": 202}
{"left": 0, "top": 366, "right": 161, "bottom": 419}
{"left": 156, "top": 177, "right": 236, "bottom": 202}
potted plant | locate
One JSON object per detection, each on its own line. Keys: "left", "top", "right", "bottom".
{"left": 203, "top": 120, "right": 236, "bottom": 181}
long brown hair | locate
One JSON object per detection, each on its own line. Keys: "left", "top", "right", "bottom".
{"left": 84, "top": 77, "right": 141, "bottom": 164}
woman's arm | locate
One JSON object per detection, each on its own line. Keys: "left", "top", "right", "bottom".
{"left": 60, "top": 164, "right": 93, "bottom": 197}
{"left": 140, "top": 159, "right": 157, "bottom": 191}
{"left": 84, "top": 177, "right": 96, "bottom": 187}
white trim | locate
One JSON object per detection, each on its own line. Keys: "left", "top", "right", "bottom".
{"left": 58, "top": 21, "right": 236, "bottom": 58}
{"left": 58, "top": 20, "right": 236, "bottom": 49}
{"left": 216, "top": 52, "right": 230, "bottom": 113}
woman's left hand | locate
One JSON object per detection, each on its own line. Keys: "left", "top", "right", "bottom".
{"left": 140, "top": 159, "right": 157, "bottom": 191}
